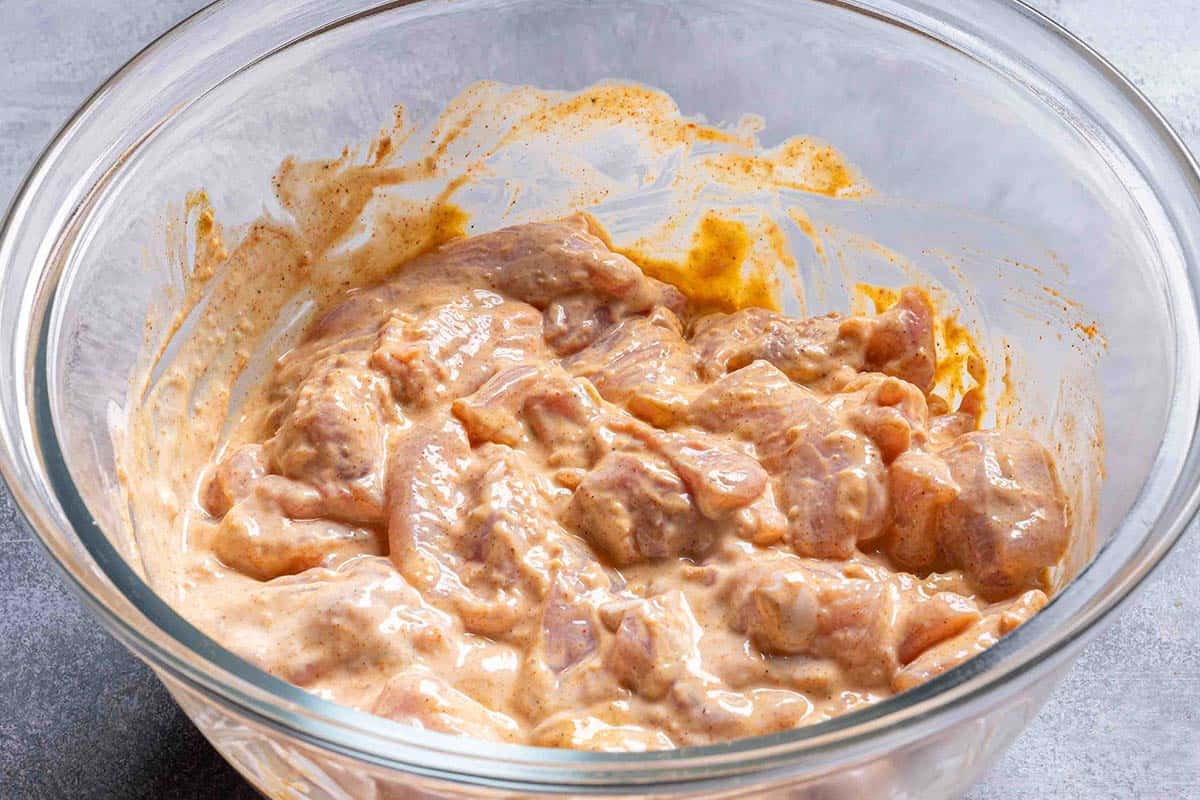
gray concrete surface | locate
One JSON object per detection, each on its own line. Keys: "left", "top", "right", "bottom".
{"left": 0, "top": 1, "right": 1197, "bottom": 797}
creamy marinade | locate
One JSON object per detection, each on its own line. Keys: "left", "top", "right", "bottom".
{"left": 119, "top": 82, "right": 1083, "bottom": 751}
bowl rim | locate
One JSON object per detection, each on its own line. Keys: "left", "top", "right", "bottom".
{"left": 3, "top": 0, "right": 1200, "bottom": 792}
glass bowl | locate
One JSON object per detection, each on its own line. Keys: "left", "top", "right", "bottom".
{"left": 2, "top": 0, "right": 1199, "bottom": 797}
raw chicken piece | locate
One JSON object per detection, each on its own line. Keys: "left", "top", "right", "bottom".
{"left": 306, "top": 282, "right": 411, "bottom": 341}
{"left": 927, "top": 406, "right": 979, "bottom": 444}
{"left": 530, "top": 708, "right": 675, "bottom": 751}
{"left": 935, "top": 431, "right": 1070, "bottom": 599}
{"left": 646, "top": 428, "right": 773, "bottom": 520}
{"left": 665, "top": 681, "right": 816, "bottom": 745}
{"left": 564, "top": 307, "right": 700, "bottom": 427}
{"left": 212, "top": 475, "right": 382, "bottom": 580}
{"left": 514, "top": 568, "right": 626, "bottom": 728}
{"left": 566, "top": 451, "right": 711, "bottom": 565}
{"left": 468, "top": 214, "right": 685, "bottom": 319}
{"left": 264, "top": 354, "right": 393, "bottom": 524}
{"left": 386, "top": 417, "right": 603, "bottom": 640}
{"left": 648, "top": 429, "right": 788, "bottom": 548}
{"left": 881, "top": 430, "right": 1069, "bottom": 599}
{"left": 601, "top": 591, "right": 707, "bottom": 700}
{"left": 897, "top": 590, "right": 985, "bottom": 665}
{"left": 542, "top": 294, "right": 618, "bottom": 356}
{"left": 828, "top": 372, "right": 932, "bottom": 463}
{"left": 885, "top": 449, "right": 960, "bottom": 570}
{"left": 893, "top": 589, "right": 1047, "bottom": 691}
{"left": 201, "top": 443, "right": 268, "bottom": 517}
{"left": 368, "top": 289, "right": 546, "bottom": 407}
{"left": 204, "top": 557, "right": 458, "bottom": 694}
{"left": 691, "top": 287, "right": 936, "bottom": 392}
{"left": 262, "top": 334, "right": 376, "bottom": 418}
{"left": 853, "top": 288, "right": 938, "bottom": 393}
{"left": 456, "top": 447, "right": 566, "bottom": 600}
{"left": 727, "top": 552, "right": 983, "bottom": 687}
{"left": 779, "top": 415, "right": 889, "bottom": 558}
{"left": 451, "top": 363, "right": 613, "bottom": 469}
{"left": 730, "top": 563, "right": 821, "bottom": 656}
{"left": 395, "top": 213, "right": 686, "bottom": 354}
{"left": 565, "top": 443, "right": 782, "bottom": 565}
{"left": 538, "top": 573, "right": 607, "bottom": 672}
{"left": 689, "top": 359, "right": 822, "bottom": 463}
{"left": 691, "top": 361, "right": 889, "bottom": 558}
{"left": 456, "top": 362, "right": 782, "bottom": 554}
{"left": 382, "top": 416, "right": 473, "bottom": 595}
{"left": 729, "top": 559, "right": 901, "bottom": 685}
{"left": 372, "top": 668, "right": 523, "bottom": 742}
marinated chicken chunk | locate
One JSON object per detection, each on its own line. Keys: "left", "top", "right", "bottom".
{"left": 369, "top": 289, "right": 546, "bottom": 407}
{"left": 664, "top": 682, "right": 818, "bottom": 746}
{"left": 188, "top": 216, "right": 1073, "bottom": 750}
{"left": 394, "top": 213, "right": 686, "bottom": 355}
{"left": 530, "top": 708, "right": 675, "bottom": 752}
{"left": 692, "top": 361, "right": 889, "bottom": 559}
{"left": 212, "top": 477, "right": 382, "bottom": 580}
{"left": 829, "top": 372, "right": 933, "bottom": 462}
{"left": 886, "top": 449, "right": 959, "bottom": 570}
{"left": 692, "top": 287, "right": 937, "bottom": 392}
{"left": 473, "top": 215, "right": 683, "bottom": 313}
{"left": 565, "top": 307, "right": 699, "bottom": 426}
{"left": 934, "top": 431, "right": 1069, "bottom": 599}
{"left": 893, "top": 589, "right": 1048, "bottom": 691}
{"left": 880, "top": 429, "right": 1069, "bottom": 601}
{"left": 451, "top": 362, "right": 613, "bottom": 469}
{"left": 601, "top": 591, "right": 706, "bottom": 700}
{"left": 724, "top": 549, "right": 984, "bottom": 689}
{"left": 456, "top": 362, "right": 781, "bottom": 557}
{"left": 536, "top": 572, "right": 607, "bottom": 672}
{"left": 263, "top": 354, "right": 393, "bottom": 524}
{"left": 566, "top": 451, "right": 712, "bottom": 565}
{"left": 372, "top": 669, "right": 523, "bottom": 742}
{"left": 195, "top": 557, "right": 460, "bottom": 703}
{"left": 387, "top": 417, "right": 603, "bottom": 640}
{"left": 201, "top": 443, "right": 268, "bottom": 517}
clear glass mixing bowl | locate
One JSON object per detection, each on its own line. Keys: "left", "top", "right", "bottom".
{"left": 2, "top": 1, "right": 1199, "bottom": 797}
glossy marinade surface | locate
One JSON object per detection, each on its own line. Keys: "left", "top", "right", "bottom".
{"left": 185, "top": 214, "right": 1069, "bottom": 750}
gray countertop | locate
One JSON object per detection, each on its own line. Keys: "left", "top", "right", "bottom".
{"left": 1, "top": 1, "right": 1197, "bottom": 797}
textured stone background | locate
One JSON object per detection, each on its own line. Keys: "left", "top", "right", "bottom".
{"left": 0, "top": 1, "right": 1197, "bottom": 797}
